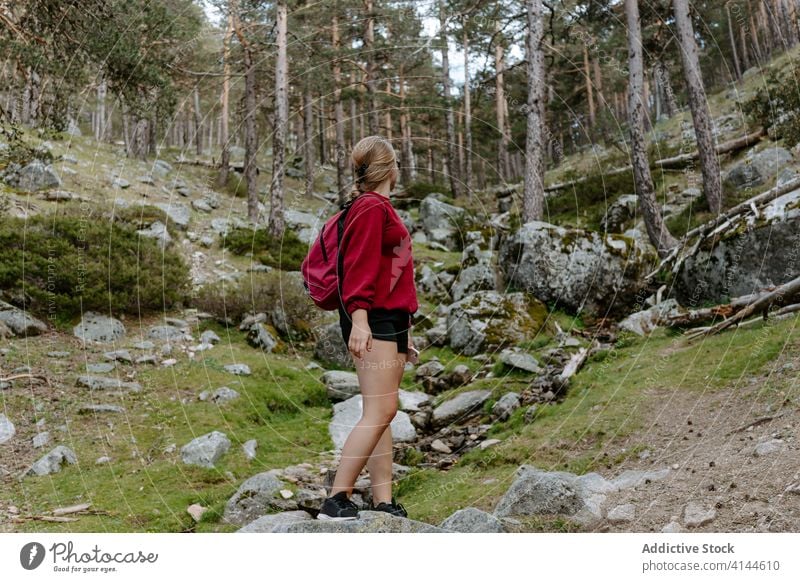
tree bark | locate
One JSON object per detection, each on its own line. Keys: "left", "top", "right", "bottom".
{"left": 522, "top": 0, "right": 546, "bottom": 223}
{"left": 331, "top": 12, "right": 347, "bottom": 203}
{"left": 673, "top": 0, "right": 723, "bottom": 215}
{"left": 232, "top": 1, "right": 259, "bottom": 224}
{"left": 364, "top": 0, "right": 380, "bottom": 134}
{"left": 193, "top": 85, "right": 203, "bottom": 156}
{"left": 399, "top": 68, "right": 414, "bottom": 187}
{"left": 216, "top": 13, "right": 233, "bottom": 188}
{"left": 304, "top": 89, "right": 316, "bottom": 198}
{"left": 626, "top": 0, "right": 678, "bottom": 256}
{"left": 583, "top": 42, "right": 595, "bottom": 133}
{"left": 726, "top": 2, "right": 742, "bottom": 80}
{"left": 462, "top": 26, "right": 473, "bottom": 193}
{"left": 269, "top": 0, "right": 289, "bottom": 237}
{"left": 439, "top": 1, "right": 461, "bottom": 198}
{"left": 494, "top": 20, "right": 511, "bottom": 182}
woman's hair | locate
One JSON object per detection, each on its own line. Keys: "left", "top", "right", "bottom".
{"left": 345, "top": 135, "right": 397, "bottom": 204}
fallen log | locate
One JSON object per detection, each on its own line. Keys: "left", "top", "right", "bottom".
{"left": 645, "top": 175, "right": 800, "bottom": 282}
{"left": 654, "top": 127, "right": 766, "bottom": 169}
{"left": 684, "top": 274, "right": 800, "bottom": 340}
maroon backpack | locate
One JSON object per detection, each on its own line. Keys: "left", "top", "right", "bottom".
{"left": 301, "top": 192, "right": 381, "bottom": 310}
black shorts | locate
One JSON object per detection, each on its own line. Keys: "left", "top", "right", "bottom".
{"left": 338, "top": 306, "right": 411, "bottom": 354}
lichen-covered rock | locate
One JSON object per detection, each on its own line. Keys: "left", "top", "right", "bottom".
{"left": 499, "top": 220, "right": 657, "bottom": 320}
{"left": 180, "top": 431, "right": 230, "bottom": 468}
{"left": 723, "top": 146, "right": 794, "bottom": 190}
{"left": 4, "top": 160, "right": 61, "bottom": 191}
{"left": 674, "top": 188, "right": 800, "bottom": 305}
{"left": 322, "top": 370, "right": 360, "bottom": 401}
{"left": 431, "top": 389, "right": 491, "bottom": 428}
{"left": 26, "top": 446, "right": 78, "bottom": 476}
{"left": 0, "top": 301, "right": 47, "bottom": 336}
{"left": 451, "top": 234, "right": 496, "bottom": 301}
{"left": 73, "top": 311, "right": 126, "bottom": 343}
{"left": 238, "top": 510, "right": 445, "bottom": 533}
{"left": 314, "top": 322, "right": 352, "bottom": 368}
{"left": 439, "top": 507, "right": 506, "bottom": 532}
{"left": 618, "top": 299, "right": 687, "bottom": 336}
{"left": 447, "top": 291, "right": 547, "bottom": 356}
{"left": 223, "top": 470, "right": 285, "bottom": 526}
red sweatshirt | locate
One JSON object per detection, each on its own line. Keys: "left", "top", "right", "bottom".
{"left": 339, "top": 191, "right": 419, "bottom": 326}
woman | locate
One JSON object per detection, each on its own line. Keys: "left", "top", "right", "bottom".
{"left": 316, "top": 135, "right": 419, "bottom": 521}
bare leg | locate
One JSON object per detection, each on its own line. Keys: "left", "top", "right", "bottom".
{"left": 330, "top": 339, "right": 402, "bottom": 497}
{"left": 366, "top": 348, "right": 406, "bottom": 504}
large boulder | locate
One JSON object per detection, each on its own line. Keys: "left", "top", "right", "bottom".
{"left": 153, "top": 201, "right": 191, "bottom": 230}
{"left": 313, "top": 322, "right": 352, "bottom": 368}
{"left": 0, "top": 413, "right": 15, "bottom": 444}
{"left": 499, "top": 221, "right": 657, "bottom": 320}
{"left": 723, "top": 146, "right": 794, "bottom": 191}
{"left": 4, "top": 160, "right": 61, "bottom": 191}
{"left": 450, "top": 232, "right": 497, "bottom": 302}
{"left": 26, "top": 446, "right": 78, "bottom": 477}
{"left": 439, "top": 507, "right": 506, "bottom": 532}
{"left": 329, "top": 395, "right": 416, "bottom": 449}
{"left": 0, "top": 301, "right": 47, "bottom": 336}
{"left": 493, "top": 464, "right": 670, "bottom": 527}
{"left": 285, "top": 209, "right": 321, "bottom": 244}
{"left": 674, "top": 188, "right": 800, "bottom": 305}
{"left": 73, "top": 311, "right": 126, "bottom": 344}
{"left": 418, "top": 195, "right": 465, "bottom": 249}
{"left": 447, "top": 291, "right": 547, "bottom": 356}
{"left": 322, "top": 370, "right": 360, "bottom": 401}
{"left": 180, "top": 431, "right": 231, "bottom": 468}
{"left": 431, "top": 389, "right": 491, "bottom": 428}
{"left": 238, "top": 510, "right": 445, "bottom": 533}
{"left": 222, "top": 470, "right": 286, "bottom": 526}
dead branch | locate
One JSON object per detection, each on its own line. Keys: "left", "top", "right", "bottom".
{"left": 654, "top": 127, "right": 766, "bottom": 169}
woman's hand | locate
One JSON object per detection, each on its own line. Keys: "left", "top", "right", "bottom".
{"left": 407, "top": 331, "right": 419, "bottom": 364}
{"left": 348, "top": 310, "right": 372, "bottom": 359}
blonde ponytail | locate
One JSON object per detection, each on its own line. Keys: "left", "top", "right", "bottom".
{"left": 345, "top": 135, "right": 397, "bottom": 205}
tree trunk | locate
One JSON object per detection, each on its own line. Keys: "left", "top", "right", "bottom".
{"left": 625, "top": 0, "right": 678, "bottom": 256}
{"left": 726, "top": 2, "right": 743, "bottom": 80}
{"left": 494, "top": 20, "right": 511, "bottom": 182}
{"left": 583, "top": 42, "right": 595, "bottom": 133}
{"left": 399, "top": 68, "right": 414, "bottom": 187}
{"left": 193, "top": 85, "right": 203, "bottom": 156}
{"left": 317, "top": 94, "right": 327, "bottom": 165}
{"left": 304, "top": 90, "right": 316, "bottom": 198}
{"left": 522, "top": 0, "right": 546, "bottom": 223}
{"left": 268, "top": 0, "right": 289, "bottom": 237}
{"left": 216, "top": 13, "right": 233, "bottom": 187}
{"left": 232, "top": 1, "right": 259, "bottom": 223}
{"left": 462, "top": 26, "right": 473, "bottom": 193}
{"left": 349, "top": 69, "right": 358, "bottom": 148}
{"left": 331, "top": 13, "right": 347, "bottom": 204}
{"left": 439, "top": 1, "right": 461, "bottom": 198}
{"left": 364, "top": 0, "right": 379, "bottom": 134}
{"left": 673, "top": 0, "right": 723, "bottom": 215}
{"left": 95, "top": 79, "right": 107, "bottom": 141}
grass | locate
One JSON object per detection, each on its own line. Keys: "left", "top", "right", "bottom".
{"left": 3, "top": 322, "right": 333, "bottom": 533}
{"left": 389, "top": 312, "right": 800, "bottom": 525}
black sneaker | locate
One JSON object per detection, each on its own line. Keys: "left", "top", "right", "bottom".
{"left": 370, "top": 497, "right": 408, "bottom": 518}
{"left": 317, "top": 491, "right": 359, "bottom": 520}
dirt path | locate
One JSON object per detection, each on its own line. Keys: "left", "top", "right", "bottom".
{"left": 589, "top": 343, "right": 799, "bottom": 533}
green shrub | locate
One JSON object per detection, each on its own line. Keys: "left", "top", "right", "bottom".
{"left": 744, "top": 64, "right": 800, "bottom": 147}
{"left": 0, "top": 213, "right": 190, "bottom": 320}
{"left": 192, "top": 270, "right": 321, "bottom": 338}
{"left": 114, "top": 204, "right": 179, "bottom": 235}
{"left": 404, "top": 180, "right": 451, "bottom": 199}
{"left": 222, "top": 226, "right": 307, "bottom": 270}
